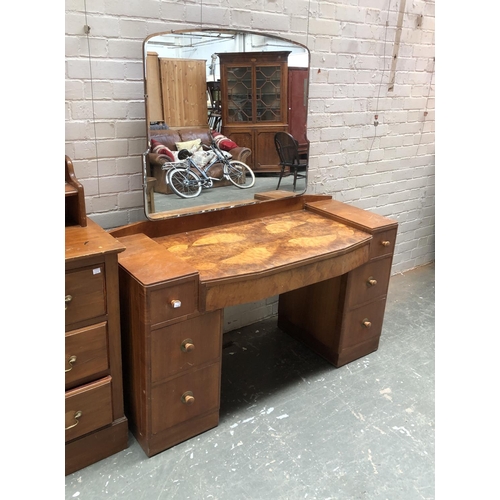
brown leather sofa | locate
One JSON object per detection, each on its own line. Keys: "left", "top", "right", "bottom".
{"left": 148, "top": 127, "right": 252, "bottom": 194}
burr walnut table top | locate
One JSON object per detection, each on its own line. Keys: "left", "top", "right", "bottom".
{"left": 153, "top": 210, "right": 371, "bottom": 283}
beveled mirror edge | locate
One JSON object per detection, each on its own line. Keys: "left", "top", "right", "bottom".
{"left": 142, "top": 28, "right": 311, "bottom": 221}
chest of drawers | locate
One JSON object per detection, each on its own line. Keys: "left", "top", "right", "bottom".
{"left": 65, "top": 220, "right": 129, "bottom": 474}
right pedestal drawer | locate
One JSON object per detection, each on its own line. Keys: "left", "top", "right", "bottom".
{"left": 344, "top": 256, "right": 393, "bottom": 308}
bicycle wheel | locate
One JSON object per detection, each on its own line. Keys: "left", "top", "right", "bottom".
{"left": 167, "top": 167, "right": 202, "bottom": 198}
{"left": 225, "top": 160, "right": 256, "bottom": 189}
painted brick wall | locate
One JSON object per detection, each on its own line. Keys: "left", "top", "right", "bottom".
{"left": 65, "top": 0, "right": 435, "bottom": 330}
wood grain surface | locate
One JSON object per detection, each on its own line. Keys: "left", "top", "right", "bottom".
{"left": 154, "top": 210, "right": 371, "bottom": 283}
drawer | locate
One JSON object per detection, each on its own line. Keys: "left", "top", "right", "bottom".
{"left": 65, "top": 264, "right": 106, "bottom": 326}
{"left": 345, "top": 256, "right": 392, "bottom": 309}
{"left": 340, "top": 297, "right": 387, "bottom": 349}
{"left": 65, "top": 376, "right": 113, "bottom": 442}
{"left": 151, "top": 311, "right": 221, "bottom": 384}
{"left": 151, "top": 362, "right": 221, "bottom": 435}
{"left": 369, "top": 228, "right": 397, "bottom": 260}
{"left": 65, "top": 322, "right": 109, "bottom": 389}
{"left": 149, "top": 278, "right": 198, "bottom": 326}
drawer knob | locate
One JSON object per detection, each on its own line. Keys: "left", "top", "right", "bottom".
{"left": 381, "top": 240, "right": 391, "bottom": 247}
{"left": 367, "top": 277, "right": 378, "bottom": 287}
{"left": 362, "top": 319, "right": 372, "bottom": 328}
{"left": 65, "top": 410, "right": 82, "bottom": 431}
{"left": 170, "top": 299, "right": 182, "bottom": 309}
{"left": 65, "top": 355, "right": 77, "bottom": 373}
{"left": 181, "top": 339, "right": 195, "bottom": 352}
{"left": 65, "top": 295, "right": 73, "bottom": 310}
{"left": 181, "top": 391, "right": 195, "bottom": 405}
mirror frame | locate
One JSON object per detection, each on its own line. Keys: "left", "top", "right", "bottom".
{"left": 142, "top": 28, "right": 311, "bottom": 221}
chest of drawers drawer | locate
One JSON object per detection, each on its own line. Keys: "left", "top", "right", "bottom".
{"left": 151, "top": 362, "right": 221, "bottom": 435}
{"left": 151, "top": 311, "right": 221, "bottom": 384}
{"left": 344, "top": 256, "right": 392, "bottom": 309}
{"left": 65, "top": 264, "right": 106, "bottom": 326}
{"left": 149, "top": 278, "right": 198, "bottom": 326}
{"left": 65, "top": 376, "right": 113, "bottom": 442}
{"left": 65, "top": 322, "right": 109, "bottom": 389}
{"left": 340, "top": 297, "right": 387, "bottom": 349}
{"left": 369, "top": 229, "right": 397, "bottom": 260}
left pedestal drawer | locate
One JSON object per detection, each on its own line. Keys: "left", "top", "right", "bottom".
{"left": 65, "top": 376, "right": 113, "bottom": 442}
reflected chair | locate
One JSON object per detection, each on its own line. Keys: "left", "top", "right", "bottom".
{"left": 274, "top": 132, "right": 308, "bottom": 191}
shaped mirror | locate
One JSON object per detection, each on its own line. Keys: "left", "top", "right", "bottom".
{"left": 142, "top": 29, "right": 310, "bottom": 220}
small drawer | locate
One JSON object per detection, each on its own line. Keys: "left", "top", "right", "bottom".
{"left": 65, "top": 376, "right": 113, "bottom": 442}
{"left": 369, "top": 229, "right": 397, "bottom": 260}
{"left": 65, "top": 322, "right": 109, "bottom": 389}
{"left": 340, "top": 297, "right": 387, "bottom": 349}
{"left": 149, "top": 278, "right": 198, "bottom": 326}
{"left": 151, "top": 311, "right": 221, "bottom": 384}
{"left": 151, "top": 362, "right": 221, "bottom": 435}
{"left": 345, "top": 256, "right": 392, "bottom": 308}
{"left": 65, "top": 265, "right": 106, "bottom": 326}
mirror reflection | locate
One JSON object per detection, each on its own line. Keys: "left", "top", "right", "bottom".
{"left": 143, "top": 29, "right": 310, "bottom": 219}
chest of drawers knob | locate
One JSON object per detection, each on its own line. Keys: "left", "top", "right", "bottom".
{"left": 181, "top": 339, "right": 195, "bottom": 352}
{"left": 381, "top": 240, "right": 391, "bottom": 247}
{"left": 65, "top": 355, "right": 77, "bottom": 373}
{"left": 65, "top": 410, "right": 83, "bottom": 430}
{"left": 181, "top": 391, "right": 195, "bottom": 405}
{"left": 170, "top": 299, "right": 182, "bottom": 309}
{"left": 367, "top": 277, "right": 378, "bottom": 287}
{"left": 362, "top": 319, "right": 372, "bottom": 329}
{"left": 65, "top": 295, "right": 73, "bottom": 310}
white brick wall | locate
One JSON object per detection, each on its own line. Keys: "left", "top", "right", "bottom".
{"left": 65, "top": 0, "right": 435, "bottom": 322}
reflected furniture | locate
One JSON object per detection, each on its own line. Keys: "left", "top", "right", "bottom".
{"left": 274, "top": 131, "right": 308, "bottom": 191}
{"left": 110, "top": 195, "right": 397, "bottom": 457}
{"left": 288, "top": 67, "right": 310, "bottom": 159}
{"left": 146, "top": 53, "right": 208, "bottom": 128}
{"left": 219, "top": 51, "right": 290, "bottom": 173}
{"left": 148, "top": 126, "right": 251, "bottom": 195}
{"left": 65, "top": 157, "right": 128, "bottom": 475}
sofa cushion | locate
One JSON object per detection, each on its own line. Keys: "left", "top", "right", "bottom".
{"left": 151, "top": 138, "right": 175, "bottom": 161}
{"left": 179, "top": 128, "right": 213, "bottom": 145}
{"left": 211, "top": 131, "right": 238, "bottom": 151}
{"left": 175, "top": 138, "right": 203, "bottom": 153}
{"left": 150, "top": 130, "right": 181, "bottom": 151}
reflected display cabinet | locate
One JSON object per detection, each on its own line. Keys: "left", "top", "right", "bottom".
{"left": 219, "top": 51, "right": 290, "bottom": 173}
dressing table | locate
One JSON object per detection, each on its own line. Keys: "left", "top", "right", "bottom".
{"left": 66, "top": 28, "right": 397, "bottom": 461}
{"left": 110, "top": 194, "right": 397, "bottom": 457}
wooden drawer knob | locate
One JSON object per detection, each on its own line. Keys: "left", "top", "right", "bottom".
{"left": 65, "top": 295, "right": 73, "bottom": 310}
{"left": 65, "top": 355, "right": 77, "bottom": 373}
{"left": 381, "top": 240, "right": 391, "bottom": 247}
{"left": 367, "top": 277, "right": 378, "bottom": 287}
{"left": 181, "top": 339, "right": 195, "bottom": 352}
{"left": 170, "top": 299, "right": 182, "bottom": 309}
{"left": 181, "top": 391, "right": 195, "bottom": 405}
{"left": 65, "top": 410, "right": 82, "bottom": 431}
{"left": 362, "top": 319, "right": 372, "bottom": 328}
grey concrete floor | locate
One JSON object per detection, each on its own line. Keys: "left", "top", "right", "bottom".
{"left": 65, "top": 263, "right": 435, "bottom": 500}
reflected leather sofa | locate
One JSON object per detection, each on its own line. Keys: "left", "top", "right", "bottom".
{"left": 148, "top": 127, "right": 252, "bottom": 194}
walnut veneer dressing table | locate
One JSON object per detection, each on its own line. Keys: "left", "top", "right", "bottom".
{"left": 110, "top": 195, "right": 397, "bottom": 457}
